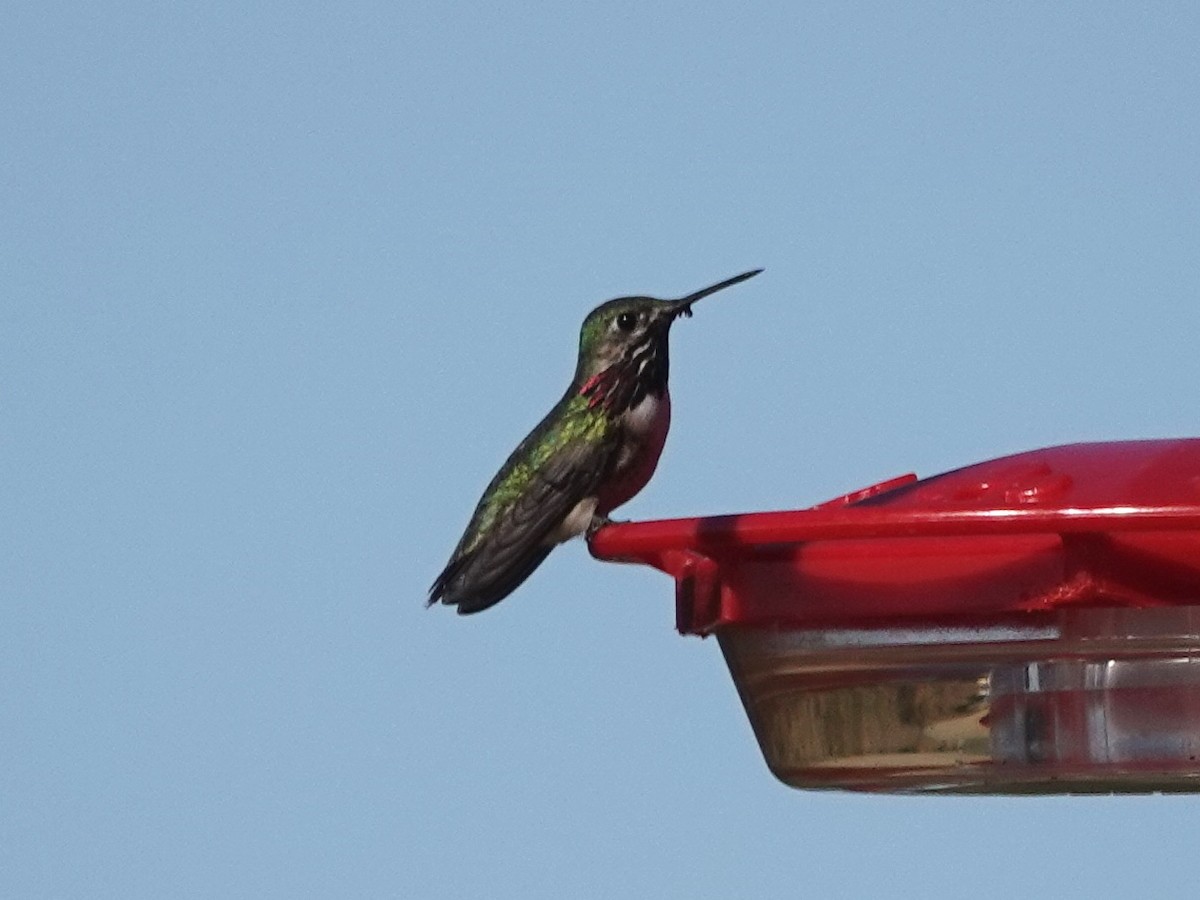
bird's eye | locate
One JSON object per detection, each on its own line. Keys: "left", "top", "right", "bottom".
{"left": 616, "top": 311, "right": 638, "bottom": 332}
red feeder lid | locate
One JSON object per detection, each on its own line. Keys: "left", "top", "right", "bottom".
{"left": 589, "top": 439, "right": 1200, "bottom": 635}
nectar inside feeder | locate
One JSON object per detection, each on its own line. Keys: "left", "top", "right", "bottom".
{"left": 588, "top": 438, "right": 1200, "bottom": 795}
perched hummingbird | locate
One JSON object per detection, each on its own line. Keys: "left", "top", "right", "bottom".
{"left": 429, "top": 269, "right": 762, "bottom": 614}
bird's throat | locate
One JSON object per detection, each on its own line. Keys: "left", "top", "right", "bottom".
{"left": 579, "top": 334, "right": 669, "bottom": 415}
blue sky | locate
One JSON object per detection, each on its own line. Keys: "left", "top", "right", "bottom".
{"left": 5, "top": 2, "right": 1200, "bottom": 897}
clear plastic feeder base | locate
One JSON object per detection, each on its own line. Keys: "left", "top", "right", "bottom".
{"left": 590, "top": 439, "right": 1200, "bottom": 794}
{"left": 721, "top": 607, "right": 1200, "bottom": 794}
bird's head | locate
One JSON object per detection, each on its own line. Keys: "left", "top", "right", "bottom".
{"left": 574, "top": 269, "right": 762, "bottom": 386}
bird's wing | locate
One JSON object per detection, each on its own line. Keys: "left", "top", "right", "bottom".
{"left": 430, "top": 422, "right": 617, "bottom": 614}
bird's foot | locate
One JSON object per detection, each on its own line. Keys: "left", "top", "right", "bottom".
{"left": 587, "top": 514, "right": 623, "bottom": 537}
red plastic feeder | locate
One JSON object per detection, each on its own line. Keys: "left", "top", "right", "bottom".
{"left": 589, "top": 439, "right": 1200, "bottom": 794}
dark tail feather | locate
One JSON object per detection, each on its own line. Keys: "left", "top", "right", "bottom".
{"left": 428, "top": 546, "right": 552, "bottom": 615}
{"left": 427, "top": 556, "right": 466, "bottom": 609}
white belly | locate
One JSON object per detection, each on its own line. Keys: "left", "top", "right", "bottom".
{"left": 546, "top": 495, "right": 598, "bottom": 545}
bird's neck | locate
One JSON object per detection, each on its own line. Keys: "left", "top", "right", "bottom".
{"left": 577, "top": 338, "right": 669, "bottom": 416}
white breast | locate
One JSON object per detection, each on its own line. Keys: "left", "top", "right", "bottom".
{"left": 622, "top": 392, "right": 667, "bottom": 437}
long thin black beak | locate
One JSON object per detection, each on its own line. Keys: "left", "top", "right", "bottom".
{"left": 671, "top": 268, "right": 763, "bottom": 318}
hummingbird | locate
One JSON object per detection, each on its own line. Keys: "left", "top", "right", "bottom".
{"left": 429, "top": 269, "right": 762, "bottom": 614}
